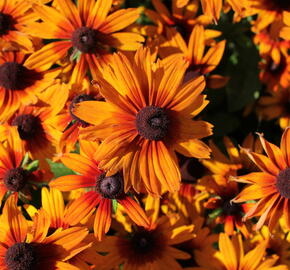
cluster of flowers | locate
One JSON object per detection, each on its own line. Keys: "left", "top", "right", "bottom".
{"left": 0, "top": 0, "right": 289, "bottom": 269}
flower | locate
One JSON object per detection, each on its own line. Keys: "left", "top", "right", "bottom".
{"left": 233, "top": 128, "right": 290, "bottom": 231}
{"left": 24, "top": 0, "right": 144, "bottom": 83}
{"left": 212, "top": 233, "right": 288, "bottom": 270}
{"left": 96, "top": 210, "right": 194, "bottom": 270}
{"left": 0, "top": 51, "right": 60, "bottom": 122}
{"left": 73, "top": 47, "right": 212, "bottom": 195}
{"left": 49, "top": 140, "right": 150, "bottom": 240}
{"left": 0, "top": 195, "right": 91, "bottom": 270}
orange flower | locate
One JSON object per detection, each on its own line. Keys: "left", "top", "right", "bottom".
{"left": 0, "top": 141, "right": 47, "bottom": 202}
{"left": 259, "top": 54, "right": 290, "bottom": 91}
{"left": 0, "top": 51, "right": 60, "bottom": 122}
{"left": 0, "top": 195, "right": 91, "bottom": 270}
{"left": 73, "top": 47, "right": 212, "bottom": 195}
{"left": 212, "top": 233, "right": 288, "bottom": 270}
{"left": 159, "top": 25, "right": 227, "bottom": 88}
{"left": 49, "top": 140, "right": 150, "bottom": 241}
{"left": 0, "top": 83, "right": 68, "bottom": 170}
{"left": 256, "top": 88, "right": 290, "bottom": 129}
{"left": 24, "top": 0, "right": 144, "bottom": 83}
{"left": 0, "top": 0, "right": 37, "bottom": 51}
{"left": 233, "top": 128, "right": 290, "bottom": 231}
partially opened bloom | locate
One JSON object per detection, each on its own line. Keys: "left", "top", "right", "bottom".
{"left": 0, "top": 51, "right": 60, "bottom": 122}
{"left": 49, "top": 140, "right": 150, "bottom": 240}
{"left": 73, "top": 47, "right": 212, "bottom": 195}
{"left": 233, "top": 128, "right": 290, "bottom": 231}
{"left": 0, "top": 195, "right": 91, "bottom": 270}
{"left": 24, "top": 0, "right": 144, "bottom": 82}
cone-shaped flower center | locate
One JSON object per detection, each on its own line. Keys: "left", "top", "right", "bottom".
{"left": 12, "top": 114, "right": 42, "bottom": 141}
{"left": 136, "top": 106, "right": 170, "bottom": 141}
{"left": 96, "top": 173, "right": 124, "bottom": 199}
{"left": 5, "top": 242, "right": 37, "bottom": 270}
{"left": 276, "top": 167, "right": 290, "bottom": 199}
{"left": 4, "top": 167, "right": 29, "bottom": 192}
{"left": 69, "top": 94, "right": 95, "bottom": 125}
{"left": 72, "top": 27, "right": 99, "bottom": 53}
{"left": 131, "top": 230, "right": 157, "bottom": 254}
{"left": 0, "top": 12, "right": 14, "bottom": 36}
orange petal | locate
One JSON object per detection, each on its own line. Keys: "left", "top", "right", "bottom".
{"left": 87, "top": 0, "right": 113, "bottom": 29}
{"left": 54, "top": 0, "right": 81, "bottom": 28}
{"left": 49, "top": 175, "right": 95, "bottom": 191}
{"left": 94, "top": 199, "right": 112, "bottom": 241}
{"left": 281, "top": 127, "right": 290, "bottom": 167}
{"left": 188, "top": 25, "right": 205, "bottom": 65}
{"left": 64, "top": 191, "right": 101, "bottom": 226}
{"left": 118, "top": 196, "right": 150, "bottom": 228}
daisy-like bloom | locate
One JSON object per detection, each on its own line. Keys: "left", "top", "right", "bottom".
{"left": 0, "top": 83, "right": 68, "bottom": 169}
{"left": 97, "top": 209, "right": 194, "bottom": 270}
{"left": 159, "top": 25, "right": 227, "bottom": 89}
{"left": 0, "top": 141, "right": 47, "bottom": 202}
{"left": 248, "top": 0, "right": 290, "bottom": 31}
{"left": 49, "top": 140, "right": 150, "bottom": 240}
{"left": 54, "top": 79, "right": 101, "bottom": 156}
{"left": 251, "top": 225, "right": 290, "bottom": 268}
{"left": 254, "top": 19, "right": 290, "bottom": 65}
{"left": 146, "top": 0, "right": 211, "bottom": 38}
{"left": 209, "top": 233, "right": 288, "bottom": 270}
{"left": 73, "top": 47, "right": 213, "bottom": 195}
{"left": 256, "top": 88, "right": 290, "bottom": 129}
{"left": 0, "top": 0, "right": 37, "bottom": 51}
{"left": 24, "top": 0, "right": 144, "bottom": 83}
{"left": 0, "top": 51, "right": 60, "bottom": 123}
{"left": 0, "top": 195, "right": 92, "bottom": 270}
{"left": 233, "top": 128, "right": 290, "bottom": 231}
{"left": 199, "top": 138, "right": 252, "bottom": 237}
{"left": 259, "top": 54, "right": 290, "bottom": 91}
{"left": 25, "top": 187, "right": 105, "bottom": 269}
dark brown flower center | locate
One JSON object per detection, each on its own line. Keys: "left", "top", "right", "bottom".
{"left": 136, "top": 106, "right": 170, "bottom": 141}
{"left": 266, "top": 57, "right": 286, "bottom": 76}
{"left": 96, "top": 173, "right": 124, "bottom": 199}
{"left": 222, "top": 199, "right": 242, "bottom": 216}
{"left": 12, "top": 114, "right": 42, "bottom": 141}
{"left": 4, "top": 167, "right": 30, "bottom": 192}
{"left": 276, "top": 167, "right": 290, "bottom": 199}
{"left": 0, "top": 62, "right": 42, "bottom": 90}
{"left": 71, "top": 27, "right": 99, "bottom": 53}
{"left": 0, "top": 12, "right": 14, "bottom": 36}
{"left": 131, "top": 230, "right": 157, "bottom": 254}
{"left": 69, "top": 94, "right": 95, "bottom": 126}
{"left": 5, "top": 242, "right": 37, "bottom": 270}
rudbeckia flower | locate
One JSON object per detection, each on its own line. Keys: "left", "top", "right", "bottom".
{"left": 73, "top": 47, "right": 212, "bottom": 195}
{"left": 0, "top": 141, "right": 47, "bottom": 202}
{"left": 0, "top": 51, "right": 60, "bottom": 122}
{"left": 211, "top": 233, "right": 288, "bottom": 270}
{"left": 256, "top": 88, "right": 290, "bottom": 129}
{"left": 0, "top": 0, "right": 37, "bottom": 51}
{"left": 97, "top": 209, "right": 194, "bottom": 270}
{"left": 49, "top": 140, "right": 150, "bottom": 241}
{"left": 233, "top": 128, "right": 290, "bottom": 231}
{"left": 0, "top": 195, "right": 91, "bottom": 270}
{"left": 0, "top": 83, "right": 68, "bottom": 170}
{"left": 159, "top": 25, "right": 227, "bottom": 88}
{"left": 24, "top": 0, "right": 144, "bottom": 83}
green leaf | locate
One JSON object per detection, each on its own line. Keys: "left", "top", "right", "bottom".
{"left": 209, "top": 208, "right": 223, "bottom": 220}
{"left": 26, "top": 160, "right": 39, "bottom": 172}
{"left": 47, "top": 159, "right": 76, "bottom": 179}
{"left": 112, "top": 199, "right": 118, "bottom": 213}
